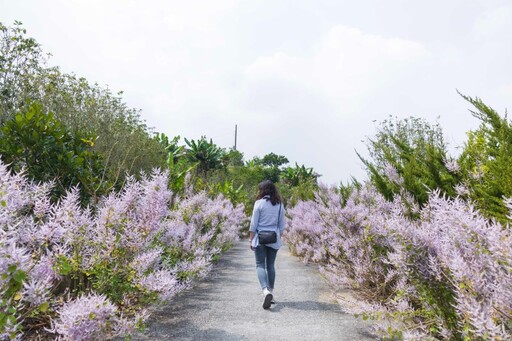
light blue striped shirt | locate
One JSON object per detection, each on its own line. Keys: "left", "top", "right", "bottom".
{"left": 250, "top": 197, "right": 286, "bottom": 249}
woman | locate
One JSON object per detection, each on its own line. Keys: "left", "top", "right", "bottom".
{"left": 249, "top": 180, "right": 286, "bottom": 309}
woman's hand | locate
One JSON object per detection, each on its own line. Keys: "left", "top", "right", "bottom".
{"left": 249, "top": 232, "right": 255, "bottom": 251}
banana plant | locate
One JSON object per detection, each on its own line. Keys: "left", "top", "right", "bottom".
{"left": 155, "top": 133, "right": 184, "bottom": 165}
{"left": 154, "top": 133, "right": 196, "bottom": 196}
{"left": 244, "top": 159, "right": 257, "bottom": 168}
{"left": 184, "top": 136, "right": 225, "bottom": 176}
{"left": 281, "top": 162, "right": 318, "bottom": 187}
{"left": 208, "top": 180, "right": 245, "bottom": 205}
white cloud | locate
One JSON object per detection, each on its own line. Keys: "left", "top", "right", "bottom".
{"left": 498, "top": 83, "right": 512, "bottom": 97}
{"left": 244, "top": 26, "right": 429, "bottom": 101}
{"left": 314, "top": 26, "right": 429, "bottom": 99}
{"left": 473, "top": 4, "right": 512, "bottom": 40}
{"left": 239, "top": 26, "right": 431, "bottom": 182}
{"left": 245, "top": 52, "right": 301, "bottom": 81}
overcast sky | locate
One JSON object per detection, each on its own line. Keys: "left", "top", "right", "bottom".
{"left": 2, "top": 0, "right": 511, "bottom": 184}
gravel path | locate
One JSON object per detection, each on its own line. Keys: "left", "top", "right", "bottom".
{"left": 132, "top": 240, "right": 375, "bottom": 340}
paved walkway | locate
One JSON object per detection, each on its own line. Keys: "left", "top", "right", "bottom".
{"left": 133, "top": 240, "right": 375, "bottom": 340}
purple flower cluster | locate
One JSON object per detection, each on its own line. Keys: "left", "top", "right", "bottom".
{"left": 0, "top": 160, "right": 247, "bottom": 339}
{"left": 51, "top": 293, "right": 122, "bottom": 340}
{"left": 286, "top": 182, "right": 512, "bottom": 339}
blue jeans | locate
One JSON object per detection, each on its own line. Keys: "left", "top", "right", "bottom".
{"left": 254, "top": 245, "right": 278, "bottom": 290}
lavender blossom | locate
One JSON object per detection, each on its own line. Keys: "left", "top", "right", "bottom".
{"left": 137, "top": 270, "right": 180, "bottom": 302}
{"left": 444, "top": 158, "right": 460, "bottom": 173}
{"left": 383, "top": 162, "right": 402, "bottom": 184}
{"left": 21, "top": 278, "right": 51, "bottom": 307}
{"left": 52, "top": 293, "right": 122, "bottom": 340}
{"left": 130, "top": 248, "right": 163, "bottom": 277}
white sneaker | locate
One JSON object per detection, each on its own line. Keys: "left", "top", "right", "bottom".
{"left": 269, "top": 289, "right": 276, "bottom": 304}
{"left": 262, "top": 288, "right": 273, "bottom": 309}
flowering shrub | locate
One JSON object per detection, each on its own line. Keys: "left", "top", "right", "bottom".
{"left": 52, "top": 293, "right": 126, "bottom": 340}
{"left": 286, "top": 183, "right": 512, "bottom": 340}
{"left": 0, "top": 160, "right": 247, "bottom": 340}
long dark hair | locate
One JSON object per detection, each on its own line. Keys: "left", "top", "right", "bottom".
{"left": 256, "top": 180, "right": 282, "bottom": 205}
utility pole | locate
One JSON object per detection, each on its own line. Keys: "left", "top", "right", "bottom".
{"left": 234, "top": 124, "right": 238, "bottom": 150}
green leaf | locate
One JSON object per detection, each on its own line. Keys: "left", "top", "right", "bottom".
{"left": 56, "top": 256, "right": 72, "bottom": 275}
{"left": 39, "top": 302, "right": 49, "bottom": 312}
{"left": 13, "top": 270, "right": 26, "bottom": 283}
{"left": 26, "top": 109, "right": 35, "bottom": 121}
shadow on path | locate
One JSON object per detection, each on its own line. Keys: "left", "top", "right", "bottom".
{"left": 270, "top": 300, "right": 340, "bottom": 312}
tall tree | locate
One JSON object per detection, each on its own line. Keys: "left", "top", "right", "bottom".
{"left": 458, "top": 93, "right": 512, "bottom": 221}
{"left": 0, "top": 21, "right": 46, "bottom": 122}
{"left": 358, "top": 116, "right": 459, "bottom": 207}
{"left": 259, "top": 153, "right": 289, "bottom": 168}
{"left": 0, "top": 21, "right": 167, "bottom": 188}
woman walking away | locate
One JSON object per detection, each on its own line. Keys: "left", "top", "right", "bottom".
{"left": 249, "top": 180, "right": 286, "bottom": 309}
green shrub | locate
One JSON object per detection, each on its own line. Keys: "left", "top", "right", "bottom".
{"left": 458, "top": 93, "right": 512, "bottom": 222}
{"left": 358, "top": 116, "right": 460, "bottom": 208}
{"left": 0, "top": 102, "right": 110, "bottom": 204}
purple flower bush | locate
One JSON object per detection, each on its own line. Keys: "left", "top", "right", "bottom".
{"left": 0, "top": 160, "right": 247, "bottom": 340}
{"left": 51, "top": 293, "right": 125, "bottom": 340}
{"left": 286, "top": 182, "right": 512, "bottom": 340}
